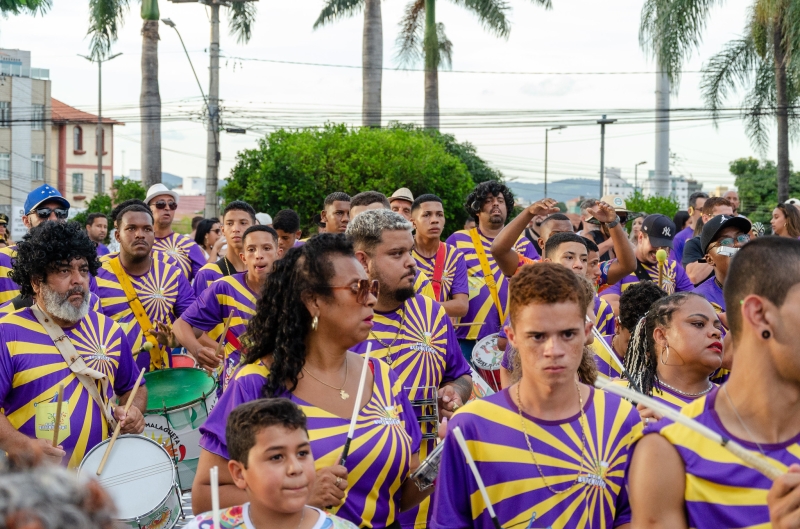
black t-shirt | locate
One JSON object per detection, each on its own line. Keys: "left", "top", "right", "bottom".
{"left": 525, "top": 228, "right": 542, "bottom": 256}
{"left": 586, "top": 229, "right": 611, "bottom": 261}
{"left": 682, "top": 236, "right": 713, "bottom": 285}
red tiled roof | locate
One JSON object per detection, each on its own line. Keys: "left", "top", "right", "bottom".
{"left": 51, "top": 98, "right": 124, "bottom": 125}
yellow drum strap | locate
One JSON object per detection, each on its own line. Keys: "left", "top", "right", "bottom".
{"left": 469, "top": 228, "right": 506, "bottom": 323}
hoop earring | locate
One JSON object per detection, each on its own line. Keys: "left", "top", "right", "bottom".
{"left": 762, "top": 330, "right": 771, "bottom": 340}
{"left": 311, "top": 315, "right": 319, "bottom": 331}
{"left": 661, "top": 344, "right": 670, "bottom": 365}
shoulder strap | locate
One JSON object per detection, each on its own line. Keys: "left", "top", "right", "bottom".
{"left": 108, "top": 257, "right": 167, "bottom": 370}
{"left": 469, "top": 228, "right": 505, "bottom": 322}
{"left": 215, "top": 257, "right": 234, "bottom": 277}
{"left": 29, "top": 305, "right": 117, "bottom": 430}
{"left": 633, "top": 260, "right": 653, "bottom": 283}
{"left": 430, "top": 242, "right": 447, "bottom": 302}
{"left": 10, "top": 295, "right": 33, "bottom": 310}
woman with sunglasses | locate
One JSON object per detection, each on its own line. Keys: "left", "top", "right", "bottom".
{"left": 771, "top": 202, "right": 800, "bottom": 238}
{"left": 193, "top": 234, "right": 428, "bottom": 529}
{"left": 193, "top": 217, "right": 224, "bottom": 263}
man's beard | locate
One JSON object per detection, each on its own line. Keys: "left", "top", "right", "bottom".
{"left": 40, "top": 283, "right": 90, "bottom": 324}
{"left": 374, "top": 269, "right": 416, "bottom": 304}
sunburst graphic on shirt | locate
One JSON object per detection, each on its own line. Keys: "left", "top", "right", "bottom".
{"left": 153, "top": 235, "right": 191, "bottom": 275}
{"left": 131, "top": 264, "right": 181, "bottom": 323}
{"left": 70, "top": 315, "right": 121, "bottom": 378}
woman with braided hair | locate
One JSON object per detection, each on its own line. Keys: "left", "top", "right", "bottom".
{"left": 623, "top": 292, "right": 724, "bottom": 424}
{"left": 192, "top": 234, "right": 427, "bottom": 529}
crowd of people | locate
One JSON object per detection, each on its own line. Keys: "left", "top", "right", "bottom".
{"left": 2, "top": 180, "right": 800, "bottom": 529}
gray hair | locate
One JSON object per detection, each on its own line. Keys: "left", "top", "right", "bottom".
{"left": 346, "top": 209, "right": 412, "bottom": 254}
{"left": 0, "top": 465, "right": 116, "bottom": 529}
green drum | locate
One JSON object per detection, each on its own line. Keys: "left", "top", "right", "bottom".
{"left": 143, "top": 368, "right": 218, "bottom": 492}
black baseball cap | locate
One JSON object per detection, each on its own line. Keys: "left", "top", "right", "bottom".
{"left": 641, "top": 214, "right": 677, "bottom": 248}
{"left": 701, "top": 214, "right": 752, "bottom": 254}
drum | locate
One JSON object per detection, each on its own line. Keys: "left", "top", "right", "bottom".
{"left": 472, "top": 333, "right": 503, "bottom": 391}
{"left": 170, "top": 354, "right": 197, "bottom": 369}
{"left": 79, "top": 435, "right": 182, "bottom": 529}
{"left": 468, "top": 366, "right": 495, "bottom": 402}
{"left": 143, "top": 368, "right": 218, "bottom": 491}
{"left": 410, "top": 440, "right": 445, "bottom": 491}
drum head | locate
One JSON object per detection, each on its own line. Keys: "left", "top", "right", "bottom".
{"left": 145, "top": 368, "right": 216, "bottom": 412}
{"left": 79, "top": 435, "right": 175, "bottom": 521}
{"left": 472, "top": 333, "right": 502, "bottom": 370}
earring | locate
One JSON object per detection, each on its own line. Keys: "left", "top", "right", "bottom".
{"left": 311, "top": 315, "right": 319, "bottom": 331}
{"left": 762, "top": 330, "right": 771, "bottom": 340}
{"left": 661, "top": 344, "right": 670, "bottom": 365}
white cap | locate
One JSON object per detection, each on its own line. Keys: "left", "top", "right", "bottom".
{"left": 255, "top": 212, "right": 272, "bottom": 225}
{"left": 145, "top": 183, "right": 179, "bottom": 205}
{"left": 787, "top": 198, "right": 800, "bottom": 206}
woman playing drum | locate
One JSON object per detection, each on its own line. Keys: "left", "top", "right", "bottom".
{"left": 192, "top": 234, "right": 429, "bottom": 529}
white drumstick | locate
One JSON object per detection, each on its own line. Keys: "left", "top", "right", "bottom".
{"left": 452, "top": 427, "right": 503, "bottom": 529}
{"left": 340, "top": 342, "right": 372, "bottom": 465}
{"left": 210, "top": 466, "right": 220, "bottom": 529}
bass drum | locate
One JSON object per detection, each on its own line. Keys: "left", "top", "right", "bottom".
{"left": 471, "top": 333, "right": 503, "bottom": 392}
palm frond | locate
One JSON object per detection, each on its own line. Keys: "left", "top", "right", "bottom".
{"left": 228, "top": 1, "right": 257, "bottom": 44}
{"left": 449, "top": 0, "right": 512, "bottom": 38}
{"left": 437, "top": 22, "right": 453, "bottom": 69}
{"left": 700, "top": 36, "right": 758, "bottom": 121}
{"left": 86, "top": 0, "right": 129, "bottom": 60}
{"left": 639, "top": 0, "right": 721, "bottom": 87}
{"left": 742, "top": 59, "right": 776, "bottom": 153}
{"left": 395, "top": 0, "right": 426, "bottom": 67}
{"left": 0, "top": 0, "right": 50, "bottom": 15}
{"left": 313, "top": 0, "right": 364, "bottom": 29}
{"left": 781, "top": 0, "right": 800, "bottom": 62}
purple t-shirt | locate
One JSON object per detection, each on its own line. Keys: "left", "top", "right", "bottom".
{"left": 192, "top": 262, "right": 225, "bottom": 298}
{"left": 0, "top": 308, "right": 139, "bottom": 468}
{"left": 672, "top": 226, "right": 694, "bottom": 265}
{"left": 431, "top": 387, "right": 639, "bottom": 528}
{"left": 153, "top": 232, "right": 207, "bottom": 281}
{"left": 412, "top": 243, "right": 468, "bottom": 302}
{"left": 199, "top": 360, "right": 422, "bottom": 529}
{"left": 180, "top": 273, "right": 257, "bottom": 391}
{"left": 95, "top": 258, "right": 195, "bottom": 372}
{"left": 446, "top": 229, "right": 538, "bottom": 340}
{"left": 593, "top": 334, "right": 625, "bottom": 379}
{"left": 595, "top": 294, "right": 615, "bottom": 336}
{"left": 602, "top": 258, "right": 693, "bottom": 298}
{"left": 0, "top": 245, "right": 19, "bottom": 303}
{"left": 692, "top": 276, "right": 726, "bottom": 314}
{"left": 96, "top": 243, "right": 110, "bottom": 257}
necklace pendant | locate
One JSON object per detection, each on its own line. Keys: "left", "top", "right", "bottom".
{"left": 340, "top": 389, "right": 349, "bottom": 400}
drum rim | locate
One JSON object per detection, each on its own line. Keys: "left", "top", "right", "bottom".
{"left": 78, "top": 434, "right": 178, "bottom": 523}
{"left": 144, "top": 368, "right": 217, "bottom": 413}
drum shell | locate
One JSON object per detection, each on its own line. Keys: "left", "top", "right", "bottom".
{"left": 472, "top": 334, "right": 503, "bottom": 392}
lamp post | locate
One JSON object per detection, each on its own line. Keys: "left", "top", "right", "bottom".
{"left": 79, "top": 52, "right": 122, "bottom": 195}
{"left": 597, "top": 115, "right": 617, "bottom": 197}
{"left": 545, "top": 126, "right": 566, "bottom": 198}
{"left": 635, "top": 161, "right": 647, "bottom": 192}
{"left": 161, "top": 19, "right": 207, "bottom": 108}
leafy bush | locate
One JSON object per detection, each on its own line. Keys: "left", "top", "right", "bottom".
{"left": 730, "top": 157, "right": 800, "bottom": 223}
{"left": 222, "top": 124, "right": 478, "bottom": 236}
{"left": 71, "top": 178, "right": 147, "bottom": 234}
{"left": 624, "top": 190, "right": 680, "bottom": 221}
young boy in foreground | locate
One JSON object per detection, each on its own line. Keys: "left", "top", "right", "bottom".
{"left": 186, "top": 398, "right": 358, "bottom": 529}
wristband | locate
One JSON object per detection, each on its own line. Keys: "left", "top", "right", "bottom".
{"left": 604, "top": 216, "right": 620, "bottom": 229}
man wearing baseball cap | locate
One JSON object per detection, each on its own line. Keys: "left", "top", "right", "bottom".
{"left": 600, "top": 214, "right": 693, "bottom": 309}
{"left": 692, "top": 214, "right": 752, "bottom": 315}
{"left": 145, "top": 183, "right": 206, "bottom": 281}
{"left": 0, "top": 184, "right": 71, "bottom": 303}
{"left": 389, "top": 187, "right": 414, "bottom": 221}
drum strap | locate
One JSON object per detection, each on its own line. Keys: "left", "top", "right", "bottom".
{"left": 431, "top": 242, "right": 447, "bottom": 302}
{"left": 469, "top": 229, "right": 506, "bottom": 323}
{"left": 30, "top": 304, "right": 118, "bottom": 431}
{"left": 108, "top": 257, "right": 167, "bottom": 370}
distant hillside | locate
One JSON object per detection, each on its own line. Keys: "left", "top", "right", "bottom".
{"left": 508, "top": 179, "right": 601, "bottom": 203}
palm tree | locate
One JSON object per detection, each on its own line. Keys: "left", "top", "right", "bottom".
{"left": 1, "top": 0, "right": 49, "bottom": 14}
{"left": 315, "top": 0, "right": 383, "bottom": 128}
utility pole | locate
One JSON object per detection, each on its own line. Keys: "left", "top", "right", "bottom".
{"left": 635, "top": 161, "right": 647, "bottom": 192}
{"left": 79, "top": 52, "right": 122, "bottom": 196}
{"left": 655, "top": 66, "right": 670, "bottom": 197}
{"left": 205, "top": 3, "right": 221, "bottom": 218}
{"left": 597, "top": 115, "right": 617, "bottom": 197}
{"left": 544, "top": 125, "right": 566, "bottom": 198}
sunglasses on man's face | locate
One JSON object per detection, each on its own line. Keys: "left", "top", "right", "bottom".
{"left": 153, "top": 200, "right": 178, "bottom": 211}
{"left": 32, "top": 208, "right": 69, "bottom": 220}
{"left": 329, "top": 279, "right": 379, "bottom": 305}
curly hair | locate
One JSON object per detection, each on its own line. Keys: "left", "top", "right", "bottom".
{"left": 9, "top": 222, "right": 101, "bottom": 300}
{"left": 464, "top": 181, "right": 515, "bottom": 222}
{"left": 618, "top": 281, "right": 668, "bottom": 332}
{"left": 624, "top": 292, "right": 703, "bottom": 396}
{"left": 244, "top": 233, "right": 355, "bottom": 398}
{"left": 509, "top": 262, "right": 591, "bottom": 327}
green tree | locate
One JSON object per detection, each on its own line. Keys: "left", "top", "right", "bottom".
{"left": 624, "top": 190, "right": 680, "bottom": 220}
{"left": 111, "top": 176, "right": 147, "bottom": 203}
{"left": 222, "top": 124, "right": 476, "bottom": 237}
{"left": 729, "top": 156, "right": 800, "bottom": 223}
{"left": 1, "top": 0, "right": 49, "bottom": 15}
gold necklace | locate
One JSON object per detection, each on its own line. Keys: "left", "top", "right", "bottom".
{"left": 369, "top": 306, "right": 406, "bottom": 365}
{"left": 302, "top": 356, "right": 350, "bottom": 400}
{"left": 516, "top": 381, "right": 588, "bottom": 494}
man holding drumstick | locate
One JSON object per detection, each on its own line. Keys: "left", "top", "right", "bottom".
{"left": 0, "top": 222, "right": 144, "bottom": 468}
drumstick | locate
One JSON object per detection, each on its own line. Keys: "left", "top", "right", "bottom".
{"left": 595, "top": 377, "right": 783, "bottom": 480}
{"left": 51, "top": 384, "right": 64, "bottom": 448}
{"left": 210, "top": 465, "right": 221, "bottom": 529}
{"left": 452, "top": 322, "right": 485, "bottom": 328}
{"left": 215, "top": 312, "right": 235, "bottom": 360}
{"left": 96, "top": 368, "right": 145, "bottom": 476}
{"left": 586, "top": 317, "right": 642, "bottom": 394}
{"left": 339, "top": 343, "right": 372, "bottom": 466}
{"left": 656, "top": 249, "right": 667, "bottom": 290}
{"left": 452, "top": 427, "right": 503, "bottom": 529}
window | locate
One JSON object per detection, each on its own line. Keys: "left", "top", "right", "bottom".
{"left": 0, "top": 102, "right": 10, "bottom": 128}
{"left": 31, "top": 155, "right": 44, "bottom": 180}
{"left": 72, "top": 173, "right": 83, "bottom": 193}
{"left": 73, "top": 126, "right": 83, "bottom": 152}
{"left": 95, "top": 173, "right": 104, "bottom": 194}
{"left": 31, "top": 104, "right": 44, "bottom": 130}
{"left": 0, "top": 154, "right": 9, "bottom": 180}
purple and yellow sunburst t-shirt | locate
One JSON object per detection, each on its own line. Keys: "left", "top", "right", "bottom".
{"left": 153, "top": 232, "right": 207, "bottom": 281}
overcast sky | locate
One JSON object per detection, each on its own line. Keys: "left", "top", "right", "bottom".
{"left": 1, "top": 0, "right": 781, "bottom": 197}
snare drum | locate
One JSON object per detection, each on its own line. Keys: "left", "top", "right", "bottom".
{"left": 468, "top": 366, "right": 495, "bottom": 402}
{"left": 472, "top": 333, "right": 503, "bottom": 391}
{"left": 79, "top": 435, "right": 182, "bottom": 529}
{"left": 170, "top": 354, "right": 197, "bottom": 369}
{"left": 143, "top": 368, "right": 218, "bottom": 491}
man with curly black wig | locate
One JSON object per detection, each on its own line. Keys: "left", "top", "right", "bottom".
{"left": 445, "top": 181, "right": 538, "bottom": 362}
{"left": 0, "top": 221, "right": 145, "bottom": 468}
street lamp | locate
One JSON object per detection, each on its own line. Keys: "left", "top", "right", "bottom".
{"left": 79, "top": 52, "right": 122, "bottom": 195}
{"left": 634, "top": 161, "right": 647, "bottom": 192}
{"left": 597, "top": 115, "right": 617, "bottom": 197}
{"left": 545, "top": 126, "right": 566, "bottom": 198}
